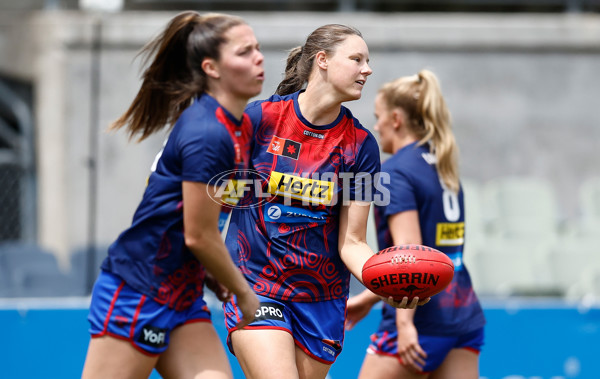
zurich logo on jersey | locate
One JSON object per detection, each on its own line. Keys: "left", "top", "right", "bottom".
{"left": 265, "top": 204, "right": 327, "bottom": 224}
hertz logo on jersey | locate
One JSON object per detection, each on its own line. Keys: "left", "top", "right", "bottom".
{"left": 435, "top": 222, "right": 465, "bottom": 246}
{"left": 268, "top": 171, "right": 334, "bottom": 205}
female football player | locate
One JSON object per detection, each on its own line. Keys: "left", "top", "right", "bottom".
{"left": 81, "top": 11, "right": 262, "bottom": 379}
{"left": 222, "top": 24, "right": 427, "bottom": 379}
{"left": 346, "top": 70, "right": 486, "bottom": 378}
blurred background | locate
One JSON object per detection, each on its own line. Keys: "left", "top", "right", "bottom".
{"left": 1, "top": 0, "right": 599, "bottom": 378}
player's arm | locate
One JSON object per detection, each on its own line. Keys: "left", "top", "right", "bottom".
{"left": 182, "top": 181, "right": 259, "bottom": 328}
{"left": 389, "top": 210, "right": 428, "bottom": 372}
{"left": 338, "top": 201, "right": 419, "bottom": 309}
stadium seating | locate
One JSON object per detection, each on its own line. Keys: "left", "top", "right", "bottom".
{"left": 0, "top": 242, "right": 78, "bottom": 297}
{"left": 482, "top": 176, "right": 562, "bottom": 241}
{"left": 469, "top": 237, "right": 557, "bottom": 297}
{"left": 68, "top": 247, "right": 108, "bottom": 295}
{"left": 548, "top": 236, "right": 600, "bottom": 297}
{"left": 461, "top": 178, "right": 487, "bottom": 268}
{"left": 577, "top": 176, "right": 600, "bottom": 237}
{"left": 1, "top": 177, "right": 599, "bottom": 300}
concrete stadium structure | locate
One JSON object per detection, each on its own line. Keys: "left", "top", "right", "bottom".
{"left": 0, "top": 10, "right": 599, "bottom": 269}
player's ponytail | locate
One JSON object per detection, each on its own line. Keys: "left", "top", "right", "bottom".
{"left": 276, "top": 24, "right": 363, "bottom": 96}
{"left": 110, "top": 11, "right": 245, "bottom": 141}
{"left": 416, "top": 70, "right": 459, "bottom": 193}
{"left": 379, "top": 70, "right": 459, "bottom": 193}
{"left": 276, "top": 46, "right": 305, "bottom": 95}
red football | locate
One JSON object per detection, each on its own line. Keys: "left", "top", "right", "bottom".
{"left": 362, "top": 244, "right": 454, "bottom": 301}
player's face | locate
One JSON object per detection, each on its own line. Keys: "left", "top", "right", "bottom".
{"left": 215, "top": 24, "right": 264, "bottom": 101}
{"left": 373, "top": 93, "right": 395, "bottom": 154}
{"left": 326, "top": 35, "right": 372, "bottom": 102}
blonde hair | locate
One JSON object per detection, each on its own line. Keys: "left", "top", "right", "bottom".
{"left": 379, "top": 70, "right": 460, "bottom": 193}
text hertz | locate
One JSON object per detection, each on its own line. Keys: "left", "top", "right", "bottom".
{"left": 268, "top": 172, "right": 333, "bottom": 204}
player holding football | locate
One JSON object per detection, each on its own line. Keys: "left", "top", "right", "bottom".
{"left": 222, "top": 24, "right": 427, "bottom": 379}
{"left": 346, "top": 70, "right": 486, "bottom": 378}
{"left": 81, "top": 12, "right": 262, "bottom": 379}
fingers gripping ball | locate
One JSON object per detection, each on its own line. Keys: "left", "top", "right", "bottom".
{"left": 362, "top": 244, "right": 454, "bottom": 301}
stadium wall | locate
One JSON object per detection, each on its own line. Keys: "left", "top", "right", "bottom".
{"left": 0, "top": 11, "right": 599, "bottom": 265}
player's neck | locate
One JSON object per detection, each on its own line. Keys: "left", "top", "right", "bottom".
{"left": 297, "top": 90, "right": 341, "bottom": 126}
{"left": 206, "top": 90, "right": 247, "bottom": 121}
{"left": 394, "top": 135, "right": 419, "bottom": 153}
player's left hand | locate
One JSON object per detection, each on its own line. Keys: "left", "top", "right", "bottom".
{"left": 382, "top": 296, "right": 430, "bottom": 309}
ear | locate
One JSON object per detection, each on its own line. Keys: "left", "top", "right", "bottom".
{"left": 391, "top": 109, "right": 404, "bottom": 130}
{"left": 315, "top": 50, "right": 328, "bottom": 70}
{"left": 201, "top": 58, "right": 220, "bottom": 79}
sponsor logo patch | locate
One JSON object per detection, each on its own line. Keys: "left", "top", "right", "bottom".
{"left": 137, "top": 325, "right": 167, "bottom": 348}
{"left": 267, "top": 136, "right": 301, "bottom": 159}
{"left": 264, "top": 204, "right": 327, "bottom": 224}
{"left": 268, "top": 171, "right": 334, "bottom": 205}
{"left": 253, "top": 302, "right": 285, "bottom": 322}
{"left": 435, "top": 222, "right": 465, "bottom": 246}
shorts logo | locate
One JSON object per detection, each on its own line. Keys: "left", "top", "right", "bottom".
{"left": 254, "top": 302, "right": 285, "bottom": 322}
{"left": 267, "top": 136, "right": 301, "bottom": 160}
{"left": 268, "top": 171, "right": 334, "bottom": 205}
{"left": 435, "top": 222, "right": 464, "bottom": 246}
{"left": 322, "top": 339, "right": 342, "bottom": 351}
{"left": 137, "top": 326, "right": 167, "bottom": 348}
{"left": 322, "top": 339, "right": 341, "bottom": 356}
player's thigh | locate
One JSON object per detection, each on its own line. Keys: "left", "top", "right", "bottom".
{"left": 430, "top": 348, "right": 479, "bottom": 379}
{"left": 294, "top": 345, "right": 331, "bottom": 379}
{"left": 82, "top": 335, "right": 158, "bottom": 379}
{"left": 155, "top": 321, "right": 232, "bottom": 379}
{"left": 358, "top": 352, "right": 427, "bottom": 379}
{"left": 231, "top": 328, "right": 298, "bottom": 379}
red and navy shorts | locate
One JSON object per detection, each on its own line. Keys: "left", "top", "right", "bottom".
{"left": 367, "top": 327, "right": 484, "bottom": 373}
{"left": 87, "top": 270, "right": 212, "bottom": 355}
{"left": 223, "top": 294, "right": 346, "bottom": 364}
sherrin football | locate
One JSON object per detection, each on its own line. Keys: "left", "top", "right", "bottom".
{"left": 362, "top": 244, "right": 454, "bottom": 301}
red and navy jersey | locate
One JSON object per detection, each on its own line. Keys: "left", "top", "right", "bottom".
{"left": 225, "top": 91, "right": 380, "bottom": 302}
{"left": 374, "top": 141, "right": 485, "bottom": 335}
{"left": 101, "top": 94, "right": 252, "bottom": 311}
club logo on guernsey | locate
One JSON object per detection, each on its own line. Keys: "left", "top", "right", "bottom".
{"left": 137, "top": 326, "right": 167, "bottom": 348}
{"left": 267, "top": 136, "right": 301, "bottom": 160}
{"left": 268, "top": 171, "right": 334, "bottom": 205}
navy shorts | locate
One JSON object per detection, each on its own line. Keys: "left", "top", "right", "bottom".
{"left": 223, "top": 294, "right": 346, "bottom": 364}
{"left": 367, "top": 327, "right": 484, "bottom": 373}
{"left": 88, "top": 270, "right": 212, "bottom": 355}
